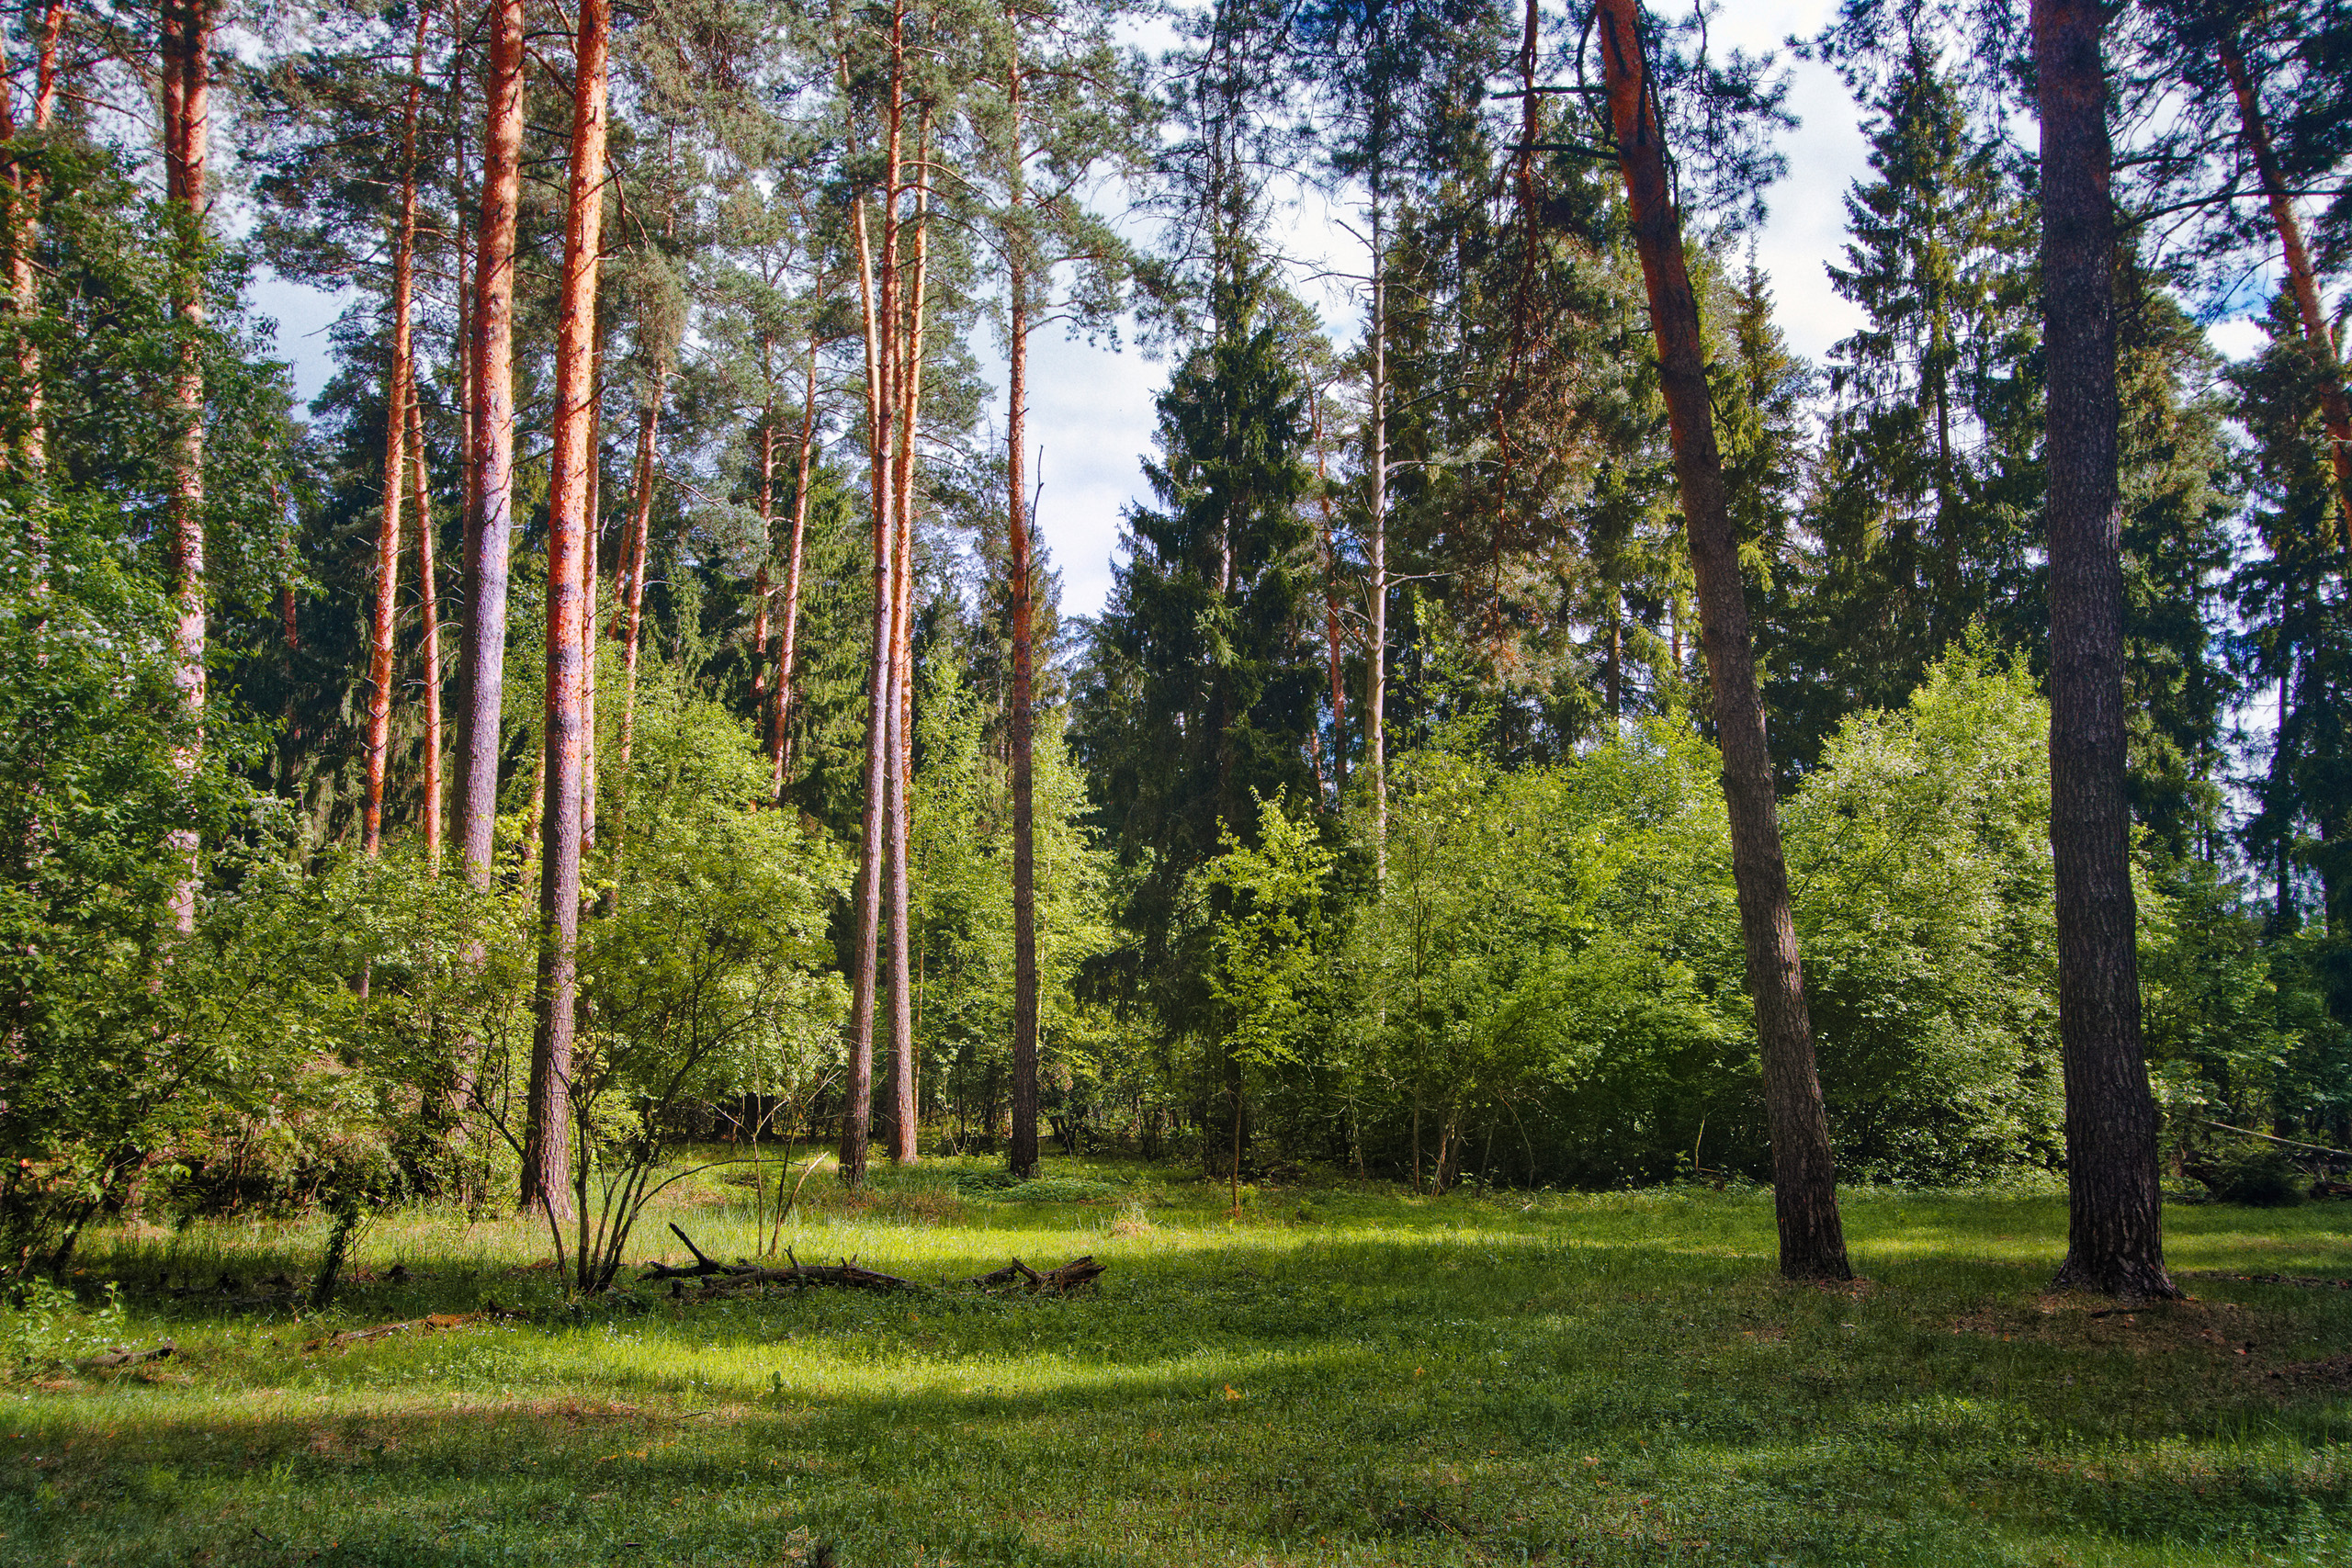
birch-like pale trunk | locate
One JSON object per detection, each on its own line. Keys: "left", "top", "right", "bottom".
{"left": 456, "top": 0, "right": 525, "bottom": 889}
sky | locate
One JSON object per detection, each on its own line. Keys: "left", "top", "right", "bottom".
{"left": 250, "top": 0, "right": 2271, "bottom": 623}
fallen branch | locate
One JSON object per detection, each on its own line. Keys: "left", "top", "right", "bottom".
{"left": 79, "top": 1340, "right": 175, "bottom": 1370}
{"left": 302, "top": 1311, "right": 486, "bottom": 1352}
{"left": 2198, "top": 1119, "right": 2352, "bottom": 1160}
{"left": 694, "top": 1248, "right": 918, "bottom": 1295}
{"left": 960, "top": 1255, "right": 1105, "bottom": 1295}
{"left": 640, "top": 1223, "right": 749, "bottom": 1281}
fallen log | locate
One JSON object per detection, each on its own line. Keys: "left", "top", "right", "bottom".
{"left": 695, "top": 1249, "right": 918, "bottom": 1295}
{"left": 80, "top": 1340, "right": 175, "bottom": 1371}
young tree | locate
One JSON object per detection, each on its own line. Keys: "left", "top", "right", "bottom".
{"left": 2033, "top": 0, "right": 2176, "bottom": 1301}
{"left": 1592, "top": 0, "right": 1849, "bottom": 1280}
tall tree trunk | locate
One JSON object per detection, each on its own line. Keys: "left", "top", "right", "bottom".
{"left": 365, "top": 7, "right": 430, "bottom": 859}
{"left": 1311, "top": 387, "right": 1345, "bottom": 807}
{"left": 883, "top": 112, "right": 932, "bottom": 1167}
{"left": 1596, "top": 0, "right": 1849, "bottom": 1280}
{"left": 448, "top": 0, "right": 475, "bottom": 571}
{"left": 457, "top": 0, "right": 525, "bottom": 889}
{"left": 1366, "top": 186, "right": 1387, "bottom": 885}
{"left": 838, "top": 25, "right": 907, "bottom": 1189}
{"left": 610, "top": 365, "right": 665, "bottom": 867}
{"left": 2034, "top": 0, "right": 2176, "bottom": 1302}
{"left": 2, "top": 1, "right": 63, "bottom": 478}
{"left": 162, "top": 0, "right": 212, "bottom": 933}
{"left": 1005, "top": 28, "right": 1040, "bottom": 1180}
{"left": 751, "top": 413, "right": 775, "bottom": 713}
{"left": 409, "top": 385, "right": 442, "bottom": 868}
{"left": 773, "top": 340, "right": 820, "bottom": 800}
{"left": 522, "top": 0, "right": 610, "bottom": 1222}
{"left": 2217, "top": 26, "right": 2352, "bottom": 546}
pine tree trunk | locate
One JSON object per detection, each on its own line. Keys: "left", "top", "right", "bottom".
{"left": 839, "top": 28, "right": 907, "bottom": 1189}
{"left": 610, "top": 368, "right": 664, "bottom": 867}
{"left": 162, "top": 0, "right": 212, "bottom": 934}
{"left": 752, "top": 414, "right": 775, "bottom": 712}
{"left": 456, "top": 0, "right": 525, "bottom": 890}
{"left": 1596, "top": 0, "right": 1850, "bottom": 1280}
{"left": 2217, "top": 26, "right": 2352, "bottom": 545}
{"left": 2034, "top": 0, "right": 2176, "bottom": 1303}
{"left": 773, "top": 342, "right": 820, "bottom": 800}
{"left": 365, "top": 9, "right": 429, "bottom": 860}
{"left": 884, "top": 113, "right": 931, "bottom": 1167}
{"left": 1006, "top": 27, "right": 1040, "bottom": 1181}
{"left": 522, "top": 0, "right": 610, "bottom": 1222}
{"left": 1311, "top": 388, "right": 1345, "bottom": 807}
{"left": 1366, "top": 191, "right": 1387, "bottom": 885}
{"left": 408, "top": 386, "right": 442, "bottom": 867}
{"left": 2, "top": 2, "right": 62, "bottom": 478}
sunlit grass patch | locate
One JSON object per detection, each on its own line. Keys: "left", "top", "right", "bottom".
{"left": 1, "top": 1167, "right": 2346, "bottom": 1565}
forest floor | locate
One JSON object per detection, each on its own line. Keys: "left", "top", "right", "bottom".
{"left": 1, "top": 1156, "right": 2347, "bottom": 1567}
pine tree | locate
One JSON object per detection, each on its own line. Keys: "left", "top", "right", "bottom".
{"left": 1802, "top": 33, "right": 2032, "bottom": 760}
{"left": 2035, "top": 0, "right": 2177, "bottom": 1303}
{"left": 1595, "top": 0, "right": 1849, "bottom": 1280}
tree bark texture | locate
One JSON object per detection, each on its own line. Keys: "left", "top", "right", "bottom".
{"left": 2033, "top": 0, "right": 2176, "bottom": 1302}
{"left": 1311, "top": 388, "right": 1345, "bottom": 807}
{"left": 365, "top": 8, "right": 430, "bottom": 860}
{"left": 883, "top": 111, "right": 931, "bottom": 1167}
{"left": 1596, "top": 0, "right": 1850, "bottom": 1280}
{"left": 456, "top": 0, "right": 525, "bottom": 889}
{"left": 1006, "top": 24, "right": 1040, "bottom": 1181}
{"left": 408, "top": 386, "right": 443, "bottom": 867}
{"left": 2, "top": 1, "right": 63, "bottom": 478}
{"left": 773, "top": 342, "right": 820, "bottom": 799}
{"left": 522, "top": 0, "right": 610, "bottom": 1222}
{"left": 838, "top": 32, "right": 907, "bottom": 1188}
{"left": 610, "top": 367, "right": 665, "bottom": 868}
{"left": 163, "top": 0, "right": 213, "bottom": 934}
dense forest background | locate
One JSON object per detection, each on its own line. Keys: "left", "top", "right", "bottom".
{"left": 2, "top": 0, "right": 2348, "bottom": 1278}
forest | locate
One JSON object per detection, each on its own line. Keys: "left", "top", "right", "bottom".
{"left": 0, "top": 0, "right": 2349, "bottom": 1562}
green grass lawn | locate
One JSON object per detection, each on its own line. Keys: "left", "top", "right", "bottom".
{"left": 3, "top": 1158, "right": 2347, "bottom": 1566}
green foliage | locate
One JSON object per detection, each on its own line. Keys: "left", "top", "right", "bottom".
{"left": 1781, "top": 645, "right": 2063, "bottom": 1180}
{"left": 910, "top": 662, "right": 1116, "bottom": 1143}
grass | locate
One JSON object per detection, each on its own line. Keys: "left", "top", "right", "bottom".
{"left": 2, "top": 1156, "right": 2348, "bottom": 1566}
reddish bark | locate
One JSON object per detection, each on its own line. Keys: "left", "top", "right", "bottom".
{"left": 409, "top": 386, "right": 443, "bottom": 867}
{"left": 610, "top": 367, "right": 666, "bottom": 864}
{"left": 365, "top": 7, "right": 431, "bottom": 859}
{"left": 1595, "top": 0, "right": 1849, "bottom": 1280}
{"left": 772, "top": 342, "right": 820, "bottom": 800}
{"left": 523, "top": 0, "right": 611, "bottom": 1223}
{"left": 2217, "top": 27, "right": 2352, "bottom": 546}
{"left": 882, "top": 110, "right": 931, "bottom": 1167}
{"left": 2, "top": 1, "right": 63, "bottom": 477}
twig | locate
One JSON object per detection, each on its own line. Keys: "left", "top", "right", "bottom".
{"left": 2199, "top": 1120, "right": 2352, "bottom": 1160}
